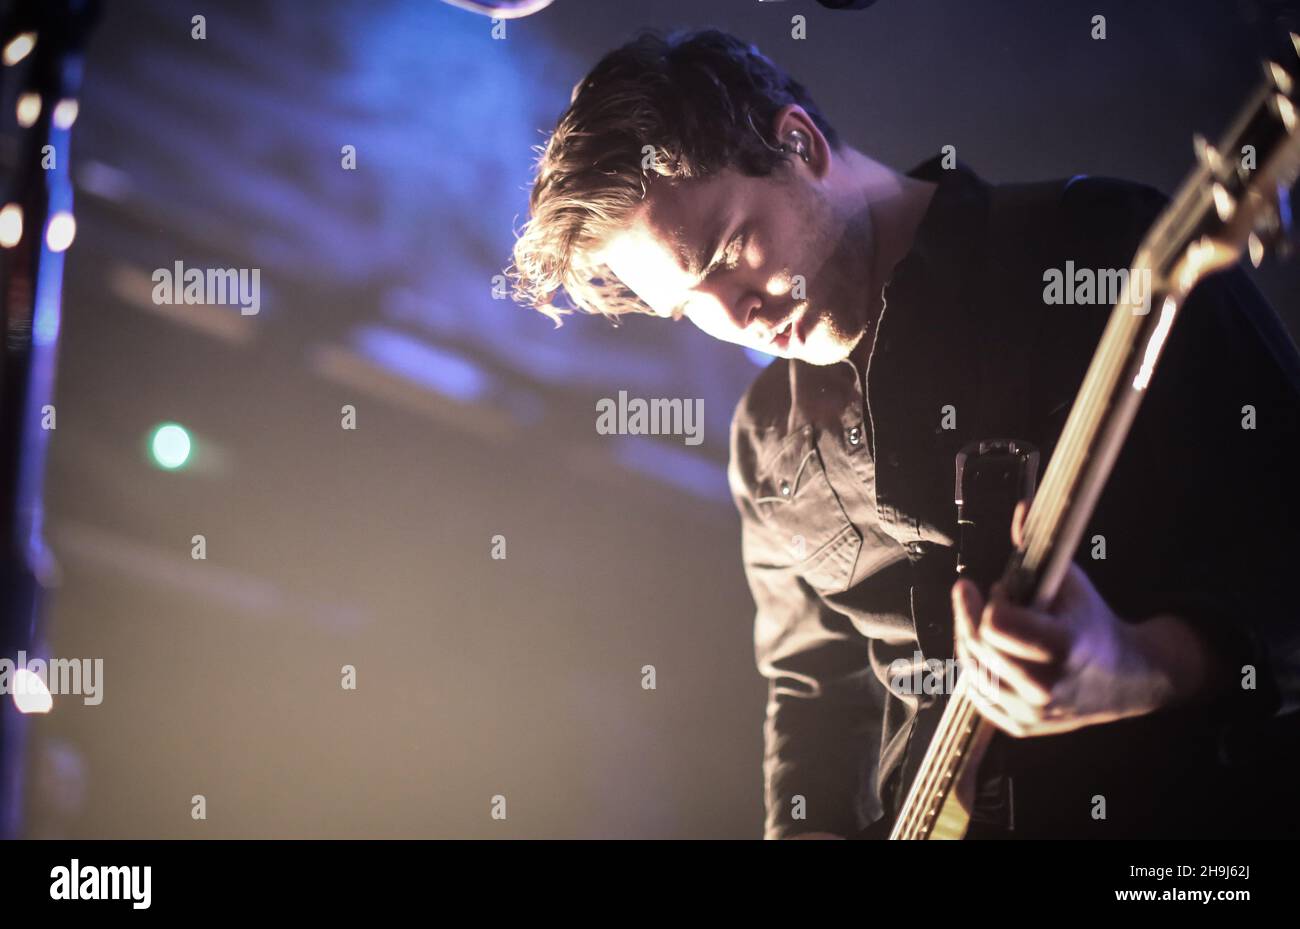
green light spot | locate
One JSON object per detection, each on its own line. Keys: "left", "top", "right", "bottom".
{"left": 150, "top": 423, "right": 192, "bottom": 470}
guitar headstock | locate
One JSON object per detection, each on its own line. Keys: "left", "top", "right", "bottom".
{"left": 1155, "top": 33, "right": 1300, "bottom": 294}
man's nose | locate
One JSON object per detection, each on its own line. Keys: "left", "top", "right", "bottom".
{"left": 734, "top": 293, "right": 767, "bottom": 333}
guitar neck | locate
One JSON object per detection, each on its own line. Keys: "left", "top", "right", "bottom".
{"left": 1008, "top": 278, "right": 1181, "bottom": 607}
{"left": 889, "top": 32, "right": 1300, "bottom": 842}
{"left": 890, "top": 274, "right": 1182, "bottom": 840}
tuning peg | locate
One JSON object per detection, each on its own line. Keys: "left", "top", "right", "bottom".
{"left": 1193, "top": 134, "right": 1226, "bottom": 175}
{"left": 1273, "top": 92, "right": 1298, "bottom": 133}
{"left": 1212, "top": 183, "right": 1237, "bottom": 222}
{"left": 1266, "top": 60, "right": 1295, "bottom": 96}
{"left": 1248, "top": 232, "right": 1266, "bottom": 267}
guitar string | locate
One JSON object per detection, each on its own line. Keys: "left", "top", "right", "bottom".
{"left": 897, "top": 691, "right": 978, "bottom": 838}
{"left": 1019, "top": 160, "right": 1208, "bottom": 565}
{"left": 896, "top": 327, "right": 1121, "bottom": 838}
{"left": 1021, "top": 76, "right": 1281, "bottom": 574}
{"left": 901, "top": 317, "right": 1129, "bottom": 836}
{"left": 896, "top": 676, "right": 978, "bottom": 838}
{"left": 899, "top": 680, "right": 972, "bottom": 841}
{"left": 896, "top": 290, "right": 1150, "bottom": 839}
{"left": 1023, "top": 297, "right": 1142, "bottom": 574}
{"left": 1024, "top": 313, "right": 1127, "bottom": 557}
{"left": 893, "top": 86, "right": 1288, "bottom": 836}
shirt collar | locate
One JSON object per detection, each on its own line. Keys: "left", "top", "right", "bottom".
{"left": 785, "top": 157, "right": 992, "bottom": 437}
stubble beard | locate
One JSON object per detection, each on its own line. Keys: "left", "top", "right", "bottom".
{"left": 794, "top": 200, "right": 876, "bottom": 366}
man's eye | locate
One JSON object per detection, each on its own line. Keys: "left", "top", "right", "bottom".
{"left": 723, "top": 233, "right": 745, "bottom": 267}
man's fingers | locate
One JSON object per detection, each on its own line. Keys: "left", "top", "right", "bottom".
{"left": 1011, "top": 499, "right": 1030, "bottom": 549}
{"left": 961, "top": 647, "right": 1066, "bottom": 736}
{"left": 981, "top": 598, "right": 1071, "bottom": 664}
{"left": 951, "top": 578, "right": 983, "bottom": 646}
{"left": 964, "top": 673, "right": 1030, "bottom": 737}
{"left": 958, "top": 617, "right": 1054, "bottom": 706}
{"left": 953, "top": 580, "right": 1056, "bottom": 705}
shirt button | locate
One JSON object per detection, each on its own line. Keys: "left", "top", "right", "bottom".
{"left": 905, "top": 541, "right": 925, "bottom": 556}
{"left": 779, "top": 479, "right": 791, "bottom": 497}
{"left": 847, "top": 425, "right": 862, "bottom": 446}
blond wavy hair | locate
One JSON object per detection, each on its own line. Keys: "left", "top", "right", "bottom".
{"left": 508, "top": 28, "right": 841, "bottom": 324}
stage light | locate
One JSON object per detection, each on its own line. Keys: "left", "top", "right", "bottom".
{"left": 53, "top": 98, "right": 79, "bottom": 129}
{"left": 0, "top": 203, "right": 21, "bottom": 247}
{"left": 16, "top": 92, "right": 40, "bottom": 128}
{"left": 440, "top": 0, "right": 555, "bottom": 18}
{"left": 45, "top": 211, "right": 76, "bottom": 252}
{"left": 2, "top": 32, "right": 35, "bottom": 66}
{"left": 12, "top": 670, "right": 53, "bottom": 715}
{"left": 149, "top": 423, "right": 193, "bottom": 470}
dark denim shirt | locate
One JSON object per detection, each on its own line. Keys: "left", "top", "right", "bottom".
{"left": 727, "top": 156, "right": 1300, "bottom": 839}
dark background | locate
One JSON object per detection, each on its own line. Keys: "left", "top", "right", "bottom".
{"left": 20, "top": 0, "right": 1300, "bottom": 837}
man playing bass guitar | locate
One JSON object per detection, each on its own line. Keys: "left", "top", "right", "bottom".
{"left": 509, "top": 28, "right": 1300, "bottom": 839}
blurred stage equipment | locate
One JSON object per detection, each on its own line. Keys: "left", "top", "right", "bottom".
{"left": 0, "top": 0, "right": 99, "bottom": 839}
{"left": 441, "top": 0, "right": 557, "bottom": 19}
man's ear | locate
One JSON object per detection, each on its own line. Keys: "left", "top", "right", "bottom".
{"left": 771, "top": 104, "right": 831, "bottom": 179}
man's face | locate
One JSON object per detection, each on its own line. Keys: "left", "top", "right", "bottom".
{"left": 597, "top": 164, "right": 872, "bottom": 366}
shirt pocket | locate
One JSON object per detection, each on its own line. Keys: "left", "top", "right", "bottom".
{"left": 752, "top": 431, "right": 862, "bottom": 594}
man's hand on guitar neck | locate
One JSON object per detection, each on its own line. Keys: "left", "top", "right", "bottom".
{"left": 950, "top": 502, "right": 1229, "bottom": 738}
